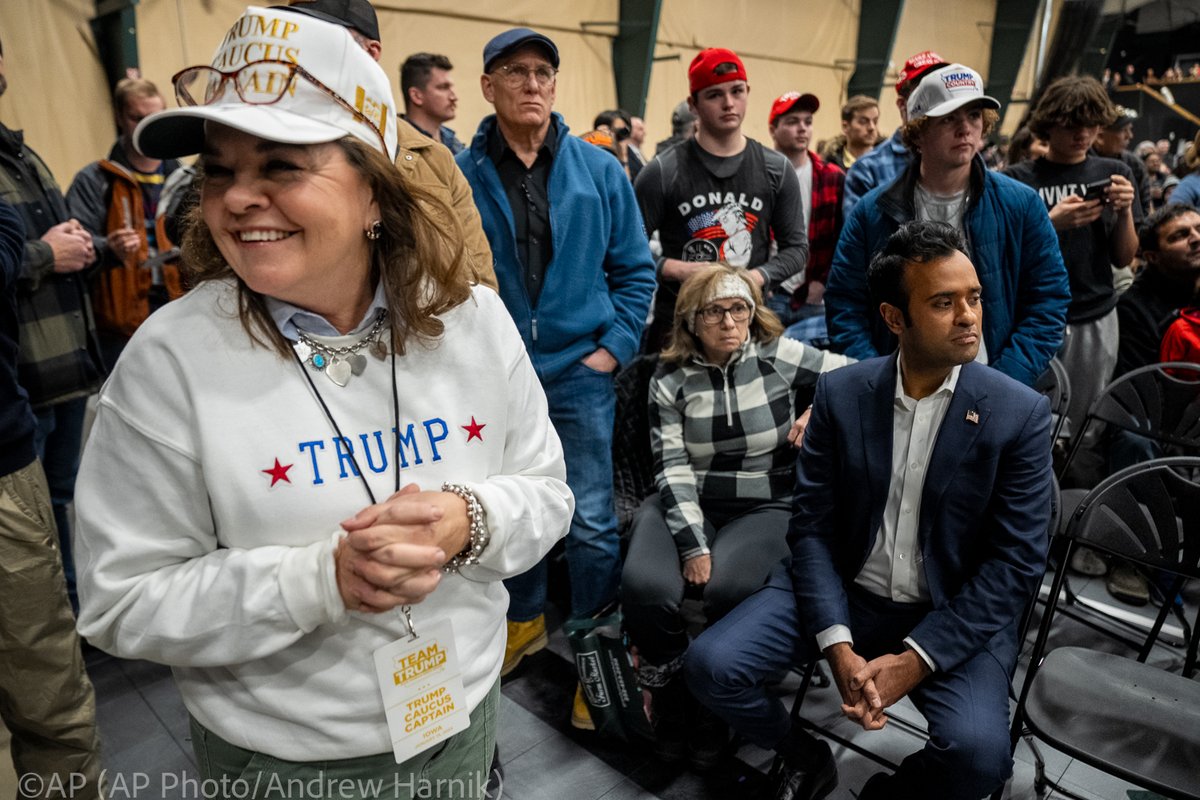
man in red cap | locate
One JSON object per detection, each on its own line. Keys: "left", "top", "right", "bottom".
{"left": 635, "top": 47, "right": 808, "bottom": 352}
{"left": 767, "top": 91, "right": 844, "bottom": 343}
{"left": 843, "top": 50, "right": 948, "bottom": 217}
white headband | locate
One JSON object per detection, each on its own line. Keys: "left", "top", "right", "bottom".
{"left": 685, "top": 273, "right": 755, "bottom": 331}
{"left": 705, "top": 274, "right": 755, "bottom": 308}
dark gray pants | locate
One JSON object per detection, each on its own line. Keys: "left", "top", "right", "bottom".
{"left": 619, "top": 494, "right": 791, "bottom": 669}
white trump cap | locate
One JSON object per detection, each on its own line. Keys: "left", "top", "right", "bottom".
{"left": 907, "top": 63, "right": 1000, "bottom": 122}
{"left": 135, "top": 5, "right": 397, "bottom": 160}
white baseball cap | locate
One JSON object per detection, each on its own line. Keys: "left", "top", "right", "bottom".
{"left": 135, "top": 5, "right": 397, "bottom": 161}
{"left": 906, "top": 63, "right": 1000, "bottom": 122}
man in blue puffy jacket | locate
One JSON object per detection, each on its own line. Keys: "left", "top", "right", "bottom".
{"left": 826, "top": 64, "right": 1069, "bottom": 388}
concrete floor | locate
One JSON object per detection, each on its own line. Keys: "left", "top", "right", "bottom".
{"left": 0, "top": 569, "right": 1184, "bottom": 799}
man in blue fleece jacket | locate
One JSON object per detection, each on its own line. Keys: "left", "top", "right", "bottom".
{"left": 456, "top": 28, "right": 655, "bottom": 726}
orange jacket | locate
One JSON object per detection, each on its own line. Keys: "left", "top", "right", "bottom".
{"left": 92, "top": 159, "right": 185, "bottom": 337}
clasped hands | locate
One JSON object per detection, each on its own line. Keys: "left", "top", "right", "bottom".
{"left": 824, "top": 642, "right": 931, "bottom": 731}
{"left": 334, "top": 484, "right": 470, "bottom": 613}
{"left": 42, "top": 219, "right": 95, "bottom": 273}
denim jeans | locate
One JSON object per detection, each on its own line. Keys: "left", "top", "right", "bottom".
{"left": 505, "top": 360, "right": 619, "bottom": 622}
{"left": 765, "top": 293, "right": 829, "bottom": 347}
{"left": 33, "top": 395, "right": 88, "bottom": 613}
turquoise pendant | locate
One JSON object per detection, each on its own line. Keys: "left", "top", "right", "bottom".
{"left": 313, "top": 353, "right": 327, "bottom": 369}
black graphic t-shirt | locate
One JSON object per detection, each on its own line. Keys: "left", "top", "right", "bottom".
{"left": 1004, "top": 155, "right": 1140, "bottom": 323}
{"left": 635, "top": 137, "right": 806, "bottom": 350}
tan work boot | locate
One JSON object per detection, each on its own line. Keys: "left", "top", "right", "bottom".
{"left": 571, "top": 683, "right": 595, "bottom": 730}
{"left": 501, "top": 615, "right": 548, "bottom": 676}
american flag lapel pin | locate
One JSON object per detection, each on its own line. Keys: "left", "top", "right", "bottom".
{"left": 965, "top": 409, "right": 980, "bottom": 424}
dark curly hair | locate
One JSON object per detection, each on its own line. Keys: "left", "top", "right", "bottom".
{"left": 1027, "top": 76, "right": 1117, "bottom": 140}
{"left": 868, "top": 221, "right": 967, "bottom": 324}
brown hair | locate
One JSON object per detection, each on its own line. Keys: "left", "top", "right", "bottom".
{"left": 1006, "top": 126, "right": 1042, "bottom": 165}
{"left": 113, "top": 77, "right": 162, "bottom": 114}
{"left": 401, "top": 52, "right": 455, "bottom": 110}
{"left": 901, "top": 106, "right": 1000, "bottom": 152}
{"left": 661, "top": 264, "right": 783, "bottom": 364}
{"left": 1027, "top": 76, "right": 1117, "bottom": 140}
{"left": 841, "top": 94, "right": 879, "bottom": 122}
{"left": 181, "top": 136, "right": 471, "bottom": 358}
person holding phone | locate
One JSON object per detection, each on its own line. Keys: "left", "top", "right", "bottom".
{"left": 1003, "top": 76, "right": 1139, "bottom": 484}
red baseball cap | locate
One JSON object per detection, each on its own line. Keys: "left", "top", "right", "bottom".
{"left": 895, "top": 50, "right": 948, "bottom": 96}
{"left": 689, "top": 48, "right": 748, "bottom": 94}
{"left": 769, "top": 92, "right": 820, "bottom": 125}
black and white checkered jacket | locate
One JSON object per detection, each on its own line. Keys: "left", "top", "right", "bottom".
{"left": 649, "top": 337, "right": 852, "bottom": 559}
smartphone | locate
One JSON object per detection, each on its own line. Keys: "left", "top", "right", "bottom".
{"left": 1081, "top": 177, "right": 1113, "bottom": 203}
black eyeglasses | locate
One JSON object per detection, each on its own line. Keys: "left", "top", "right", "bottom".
{"left": 172, "top": 60, "right": 387, "bottom": 153}
{"left": 697, "top": 302, "right": 752, "bottom": 325}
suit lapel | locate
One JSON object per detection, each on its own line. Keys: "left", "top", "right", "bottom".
{"left": 922, "top": 363, "right": 990, "bottom": 517}
{"left": 859, "top": 357, "right": 898, "bottom": 538}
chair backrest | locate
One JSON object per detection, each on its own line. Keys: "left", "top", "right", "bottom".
{"left": 1035, "top": 357, "right": 1070, "bottom": 422}
{"left": 1065, "top": 456, "right": 1200, "bottom": 580}
{"left": 612, "top": 354, "right": 660, "bottom": 534}
{"left": 1060, "top": 361, "right": 1200, "bottom": 479}
{"left": 1086, "top": 362, "right": 1200, "bottom": 449}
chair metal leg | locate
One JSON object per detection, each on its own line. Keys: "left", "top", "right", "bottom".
{"left": 1031, "top": 737, "right": 1048, "bottom": 798}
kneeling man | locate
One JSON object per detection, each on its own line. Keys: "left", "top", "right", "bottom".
{"left": 686, "top": 220, "right": 1052, "bottom": 800}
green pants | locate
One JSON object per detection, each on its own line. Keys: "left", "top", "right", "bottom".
{"left": 0, "top": 458, "right": 102, "bottom": 799}
{"left": 190, "top": 678, "right": 499, "bottom": 799}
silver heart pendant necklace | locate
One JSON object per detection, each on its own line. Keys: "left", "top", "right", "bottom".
{"left": 293, "top": 309, "right": 388, "bottom": 388}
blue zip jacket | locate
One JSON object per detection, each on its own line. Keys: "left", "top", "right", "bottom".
{"left": 457, "top": 114, "right": 655, "bottom": 382}
{"left": 825, "top": 155, "right": 1070, "bottom": 387}
{"left": 842, "top": 128, "right": 910, "bottom": 218}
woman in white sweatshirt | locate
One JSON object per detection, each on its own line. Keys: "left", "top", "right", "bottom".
{"left": 73, "top": 6, "right": 571, "bottom": 790}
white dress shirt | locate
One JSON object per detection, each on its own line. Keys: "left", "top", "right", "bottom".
{"left": 816, "top": 358, "right": 961, "bottom": 671}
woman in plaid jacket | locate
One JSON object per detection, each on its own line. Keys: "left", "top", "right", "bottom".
{"left": 620, "top": 264, "right": 851, "bottom": 769}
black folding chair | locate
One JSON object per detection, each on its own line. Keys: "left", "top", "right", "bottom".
{"left": 611, "top": 354, "right": 659, "bottom": 537}
{"left": 1007, "top": 457, "right": 1200, "bottom": 800}
{"left": 1053, "top": 361, "right": 1200, "bottom": 646}
{"left": 1035, "top": 356, "right": 1070, "bottom": 444}
{"left": 1058, "top": 360, "right": 1200, "bottom": 480}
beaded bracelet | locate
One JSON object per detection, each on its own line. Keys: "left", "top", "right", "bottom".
{"left": 441, "top": 482, "right": 489, "bottom": 573}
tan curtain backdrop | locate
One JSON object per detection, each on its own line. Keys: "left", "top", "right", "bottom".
{"left": 0, "top": 0, "right": 117, "bottom": 187}
{"left": 644, "top": 0, "right": 858, "bottom": 158}
{"left": 0, "top": 0, "right": 1062, "bottom": 192}
{"left": 134, "top": 0, "right": 622, "bottom": 150}
{"left": 1001, "top": 0, "right": 1067, "bottom": 136}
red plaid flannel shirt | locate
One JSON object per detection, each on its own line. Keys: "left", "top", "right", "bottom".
{"left": 793, "top": 151, "right": 844, "bottom": 305}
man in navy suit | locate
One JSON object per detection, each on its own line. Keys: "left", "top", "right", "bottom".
{"left": 686, "top": 221, "right": 1053, "bottom": 800}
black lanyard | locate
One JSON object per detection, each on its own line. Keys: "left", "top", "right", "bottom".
{"left": 292, "top": 335, "right": 418, "bottom": 638}
{"left": 292, "top": 335, "right": 400, "bottom": 505}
